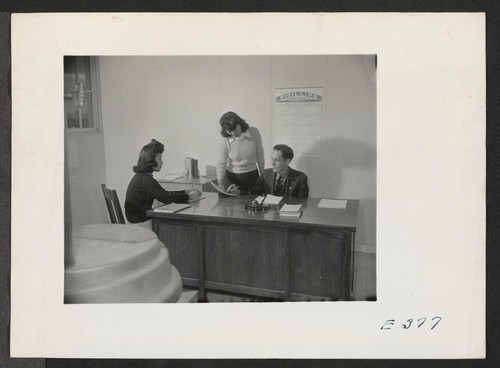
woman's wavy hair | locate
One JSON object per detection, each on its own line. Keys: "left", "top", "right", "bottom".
{"left": 133, "top": 139, "right": 164, "bottom": 173}
{"left": 219, "top": 111, "right": 249, "bottom": 138}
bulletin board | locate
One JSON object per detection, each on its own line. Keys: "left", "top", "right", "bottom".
{"left": 272, "top": 87, "right": 324, "bottom": 156}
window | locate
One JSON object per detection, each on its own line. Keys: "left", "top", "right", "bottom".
{"left": 64, "top": 56, "right": 101, "bottom": 131}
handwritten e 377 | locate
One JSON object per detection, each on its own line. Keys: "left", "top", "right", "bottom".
{"left": 380, "top": 316, "right": 442, "bottom": 330}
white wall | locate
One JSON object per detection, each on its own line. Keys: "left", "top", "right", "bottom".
{"left": 99, "top": 55, "right": 376, "bottom": 249}
{"left": 66, "top": 131, "right": 108, "bottom": 226}
{"left": 220, "top": 56, "right": 273, "bottom": 153}
{"left": 325, "top": 55, "right": 377, "bottom": 248}
{"left": 99, "top": 56, "right": 221, "bottom": 212}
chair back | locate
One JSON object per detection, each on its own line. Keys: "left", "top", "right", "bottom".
{"left": 101, "top": 184, "right": 126, "bottom": 224}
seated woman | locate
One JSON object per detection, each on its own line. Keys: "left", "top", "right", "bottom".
{"left": 125, "top": 139, "right": 201, "bottom": 228}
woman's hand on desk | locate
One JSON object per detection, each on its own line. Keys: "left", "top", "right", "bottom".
{"left": 226, "top": 184, "right": 241, "bottom": 195}
{"left": 186, "top": 189, "right": 202, "bottom": 200}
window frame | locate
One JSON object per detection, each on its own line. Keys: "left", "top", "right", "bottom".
{"left": 64, "top": 56, "right": 103, "bottom": 133}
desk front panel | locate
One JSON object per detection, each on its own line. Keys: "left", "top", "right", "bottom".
{"left": 154, "top": 218, "right": 350, "bottom": 301}
{"left": 204, "top": 224, "right": 286, "bottom": 294}
{"left": 157, "top": 222, "right": 200, "bottom": 281}
{"left": 289, "top": 230, "right": 345, "bottom": 300}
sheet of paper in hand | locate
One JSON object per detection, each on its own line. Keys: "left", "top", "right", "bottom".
{"left": 210, "top": 181, "right": 239, "bottom": 197}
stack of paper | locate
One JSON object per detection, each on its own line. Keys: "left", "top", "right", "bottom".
{"left": 154, "top": 203, "right": 191, "bottom": 213}
{"left": 279, "top": 203, "right": 303, "bottom": 218}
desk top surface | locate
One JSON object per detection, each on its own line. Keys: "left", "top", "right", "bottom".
{"left": 147, "top": 192, "right": 359, "bottom": 231}
{"left": 157, "top": 174, "right": 216, "bottom": 185}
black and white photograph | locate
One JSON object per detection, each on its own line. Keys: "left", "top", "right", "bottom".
{"left": 63, "top": 55, "right": 376, "bottom": 304}
{"left": 9, "top": 13, "right": 485, "bottom": 359}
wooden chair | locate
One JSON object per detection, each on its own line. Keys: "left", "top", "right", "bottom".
{"left": 101, "top": 184, "right": 126, "bottom": 224}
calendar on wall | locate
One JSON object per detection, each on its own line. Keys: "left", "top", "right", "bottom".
{"left": 272, "top": 87, "right": 324, "bottom": 156}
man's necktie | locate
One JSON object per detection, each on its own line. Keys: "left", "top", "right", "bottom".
{"left": 275, "top": 173, "right": 284, "bottom": 194}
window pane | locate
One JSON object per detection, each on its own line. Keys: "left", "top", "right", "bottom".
{"left": 64, "top": 56, "right": 96, "bottom": 130}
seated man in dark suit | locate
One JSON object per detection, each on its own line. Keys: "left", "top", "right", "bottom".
{"left": 251, "top": 144, "right": 309, "bottom": 198}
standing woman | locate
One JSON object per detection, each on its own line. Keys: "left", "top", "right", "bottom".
{"left": 216, "top": 112, "right": 265, "bottom": 193}
{"left": 125, "top": 139, "right": 201, "bottom": 229}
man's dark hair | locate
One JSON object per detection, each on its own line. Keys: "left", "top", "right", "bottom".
{"left": 273, "top": 144, "right": 294, "bottom": 161}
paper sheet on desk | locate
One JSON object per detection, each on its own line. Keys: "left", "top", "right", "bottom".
{"left": 262, "top": 194, "right": 283, "bottom": 205}
{"left": 188, "top": 197, "right": 206, "bottom": 203}
{"left": 154, "top": 203, "right": 191, "bottom": 213}
{"left": 161, "top": 174, "right": 182, "bottom": 181}
{"left": 318, "top": 199, "right": 348, "bottom": 209}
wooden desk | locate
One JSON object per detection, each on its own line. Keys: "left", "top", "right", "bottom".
{"left": 157, "top": 174, "right": 217, "bottom": 192}
{"left": 147, "top": 193, "right": 358, "bottom": 301}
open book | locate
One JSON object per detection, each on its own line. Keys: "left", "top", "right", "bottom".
{"left": 154, "top": 203, "right": 191, "bottom": 213}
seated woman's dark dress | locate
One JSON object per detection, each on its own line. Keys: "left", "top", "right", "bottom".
{"left": 125, "top": 172, "right": 189, "bottom": 223}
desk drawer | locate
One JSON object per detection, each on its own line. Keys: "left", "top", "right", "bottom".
{"left": 289, "top": 232, "right": 344, "bottom": 300}
{"left": 204, "top": 227, "right": 286, "bottom": 291}
{"left": 156, "top": 222, "right": 200, "bottom": 279}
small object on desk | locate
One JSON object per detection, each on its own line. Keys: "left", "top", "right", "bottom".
{"left": 245, "top": 196, "right": 270, "bottom": 211}
{"left": 162, "top": 174, "right": 182, "bottom": 181}
{"left": 154, "top": 203, "right": 191, "bottom": 213}
{"left": 280, "top": 203, "right": 302, "bottom": 212}
{"left": 188, "top": 197, "right": 206, "bottom": 203}
{"left": 318, "top": 198, "right": 348, "bottom": 209}
{"left": 209, "top": 181, "right": 239, "bottom": 197}
{"left": 253, "top": 195, "right": 266, "bottom": 204}
{"left": 262, "top": 194, "right": 283, "bottom": 205}
{"left": 279, "top": 203, "right": 303, "bottom": 218}
{"left": 184, "top": 157, "right": 200, "bottom": 179}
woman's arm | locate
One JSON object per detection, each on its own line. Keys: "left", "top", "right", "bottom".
{"left": 253, "top": 127, "right": 265, "bottom": 175}
{"left": 216, "top": 138, "right": 229, "bottom": 188}
{"left": 147, "top": 176, "right": 189, "bottom": 204}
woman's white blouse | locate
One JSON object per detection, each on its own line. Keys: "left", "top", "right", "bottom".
{"left": 216, "top": 126, "right": 265, "bottom": 178}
